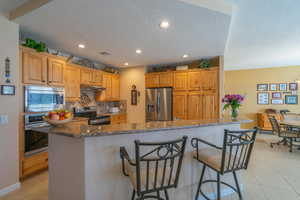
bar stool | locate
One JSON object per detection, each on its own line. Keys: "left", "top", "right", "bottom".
{"left": 191, "top": 128, "right": 258, "bottom": 200}
{"left": 120, "top": 136, "right": 187, "bottom": 200}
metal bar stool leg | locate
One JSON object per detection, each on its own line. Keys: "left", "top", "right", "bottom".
{"left": 195, "top": 165, "right": 207, "bottom": 200}
{"left": 157, "top": 191, "right": 161, "bottom": 199}
{"left": 289, "top": 138, "right": 293, "bottom": 152}
{"left": 217, "top": 173, "right": 221, "bottom": 200}
{"left": 131, "top": 190, "right": 136, "bottom": 200}
{"left": 233, "top": 171, "right": 243, "bottom": 200}
{"left": 164, "top": 189, "right": 169, "bottom": 200}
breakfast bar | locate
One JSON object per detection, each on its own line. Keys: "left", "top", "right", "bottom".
{"left": 34, "top": 119, "right": 251, "bottom": 200}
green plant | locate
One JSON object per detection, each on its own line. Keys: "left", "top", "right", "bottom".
{"left": 23, "top": 38, "right": 46, "bottom": 52}
{"left": 198, "top": 59, "right": 211, "bottom": 68}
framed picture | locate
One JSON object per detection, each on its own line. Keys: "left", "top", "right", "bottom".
{"left": 257, "top": 84, "right": 268, "bottom": 91}
{"left": 271, "top": 92, "right": 282, "bottom": 99}
{"left": 271, "top": 99, "right": 284, "bottom": 105}
{"left": 285, "top": 95, "right": 298, "bottom": 105}
{"left": 0, "top": 85, "right": 15, "bottom": 95}
{"left": 279, "top": 83, "right": 287, "bottom": 91}
{"left": 257, "top": 93, "right": 269, "bottom": 105}
{"left": 269, "top": 83, "right": 278, "bottom": 91}
{"left": 289, "top": 83, "right": 298, "bottom": 91}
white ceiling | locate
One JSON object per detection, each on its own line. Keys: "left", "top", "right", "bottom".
{"left": 225, "top": 0, "right": 300, "bottom": 70}
{"left": 2, "top": 0, "right": 232, "bottom": 68}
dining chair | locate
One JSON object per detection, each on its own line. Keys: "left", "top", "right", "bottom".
{"left": 191, "top": 128, "right": 258, "bottom": 200}
{"left": 120, "top": 136, "right": 187, "bottom": 200}
{"left": 269, "top": 116, "right": 300, "bottom": 152}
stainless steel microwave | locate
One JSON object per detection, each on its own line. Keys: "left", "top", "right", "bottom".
{"left": 24, "top": 86, "right": 65, "bottom": 113}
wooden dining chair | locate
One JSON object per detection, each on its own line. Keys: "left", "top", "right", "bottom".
{"left": 120, "top": 136, "right": 187, "bottom": 200}
{"left": 269, "top": 116, "right": 300, "bottom": 152}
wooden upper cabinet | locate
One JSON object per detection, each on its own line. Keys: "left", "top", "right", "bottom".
{"left": 48, "top": 58, "right": 65, "bottom": 86}
{"left": 111, "top": 74, "right": 120, "bottom": 100}
{"left": 173, "top": 92, "right": 187, "bottom": 120}
{"left": 145, "top": 73, "right": 160, "bottom": 88}
{"left": 64, "top": 65, "right": 81, "bottom": 102}
{"left": 96, "top": 73, "right": 112, "bottom": 101}
{"left": 188, "top": 71, "right": 201, "bottom": 91}
{"left": 200, "top": 69, "right": 218, "bottom": 91}
{"left": 187, "top": 93, "right": 202, "bottom": 120}
{"left": 22, "top": 51, "right": 47, "bottom": 85}
{"left": 80, "top": 68, "right": 93, "bottom": 85}
{"left": 159, "top": 72, "right": 173, "bottom": 87}
{"left": 173, "top": 71, "right": 188, "bottom": 91}
{"left": 92, "top": 70, "right": 103, "bottom": 86}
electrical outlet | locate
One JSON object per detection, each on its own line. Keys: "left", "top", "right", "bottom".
{"left": 0, "top": 115, "right": 8, "bottom": 125}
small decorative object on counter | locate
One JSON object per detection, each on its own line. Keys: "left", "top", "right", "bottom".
{"left": 222, "top": 94, "right": 245, "bottom": 120}
{"left": 5, "top": 57, "right": 11, "bottom": 83}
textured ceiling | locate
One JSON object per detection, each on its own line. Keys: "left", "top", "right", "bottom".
{"left": 11, "top": 0, "right": 231, "bottom": 68}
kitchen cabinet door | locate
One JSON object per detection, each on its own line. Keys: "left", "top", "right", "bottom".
{"left": 188, "top": 71, "right": 201, "bottom": 91}
{"left": 64, "top": 65, "right": 81, "bottom": 102}
{"left": 48, "top": 58, "right": 65, "bottom": 86}
{"left": 200, "top": 69, "right": 218, "bottom": 91}
{"left": 201, "top": 92, "right": 219, "bottom": 120}
{"left": 92, "top": 70, "right": 103, "bottom": 86}
{"left": 173, "top": 92, "right": 187, "bottom": 120}
{"left": 22, "top": 51, "right": 47, "bottom": 85}
{"left": 159, "top": 72, "right": 173, "bottom": 87}
{"left": 80, "top": 68, "right": 93, "bottom": 85}
{"left": 111, "top": 74, "right": 120, "bottom": 100}
{"left": 145, "top": 73, "right": 159, "bottom": 88}
{"left": 96, "top": 73, "right": 112, "bottom": 101}
{"left": 173, "top": 71, "right": 188, "bottom": 91}
{"left": 187, "top": 93, "right": 202, "bottom": 120}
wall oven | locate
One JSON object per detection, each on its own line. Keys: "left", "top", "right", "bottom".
{"left": 24, "top": 113, "right": 49, "bottom": 156}
{"left": 24, "top": 86, "right": 65, "bottom": 113}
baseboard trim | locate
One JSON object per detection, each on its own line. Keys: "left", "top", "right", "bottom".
{"left": 0, "top": 182, "right": 21, "bottom": 197}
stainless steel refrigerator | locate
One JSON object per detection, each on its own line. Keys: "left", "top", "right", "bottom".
{"left": 146, "top": 88, "right": 172, "bottom": 122}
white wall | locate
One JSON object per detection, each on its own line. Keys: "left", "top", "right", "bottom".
{"left": 120, "top": 67, "right": 146, "bottom": 124}
{"left": 0, "top": 16, "right": 20, "bottom": 193}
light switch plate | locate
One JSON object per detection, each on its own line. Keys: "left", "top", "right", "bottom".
{"left": 0, "top": 115, "right": 8, "bottom": 125}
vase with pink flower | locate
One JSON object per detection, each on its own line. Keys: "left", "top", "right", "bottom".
{"left": 222, "top": 94, "right": 244, "bottom": 120}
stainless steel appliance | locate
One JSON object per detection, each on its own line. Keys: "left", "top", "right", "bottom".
{"left": 24, "top": 86, "right": 65, "bottom": 113}
{"left": 146, "top": 88, "right": 173, "bottom": 122}
{"left": 73, "top": 106, "right": 111, "bottom": 125}
{"left": 24, "top": 113, "right": 49, "bottom": 156}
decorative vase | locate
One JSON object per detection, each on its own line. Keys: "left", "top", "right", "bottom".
{"left": 231, "top": 107, "right": 238, "bottom": 120}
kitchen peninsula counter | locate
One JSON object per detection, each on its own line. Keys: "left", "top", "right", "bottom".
{"left": 39, "top": 119, "right": 251, "bottom": 200}
{"left": 34, "top": 118, "right": 251, "bottom": 138}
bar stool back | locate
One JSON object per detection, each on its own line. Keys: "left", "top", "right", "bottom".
{"left": 120, "top": 136, "right": 187, "bottom": 200}
{"left": 191, "top": 128, "right": 258, "bottom": 200}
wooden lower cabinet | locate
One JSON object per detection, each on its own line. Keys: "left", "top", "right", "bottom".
{"left": 111, "top": 114, "right": 127, "bottom": 125}
{"left": 187, "top": 93, "right": 202, "bottom": 120}
{"left": 22, "top": 152, "right": 48, "bottom": 178}
{"left": 173, "top": 92, "right": 187, "bottom": 120}
{"left": 257, "top": 113, "right": 282, "bottom": 130}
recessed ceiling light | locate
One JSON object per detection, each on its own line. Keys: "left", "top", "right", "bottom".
{"left": 136, "top": 49, "right": 142, "bottom": 54}
{"left": 183, "top": 54, "right": 189, "bottom": 58}
{"left": 78, "top": 44, "right": 85, "bottom": 49}
{"left": 124, "top": 62, "right": 129, "bottom": 66}
{"left": 160, "top": 20, "right": 170, "bottom": 29}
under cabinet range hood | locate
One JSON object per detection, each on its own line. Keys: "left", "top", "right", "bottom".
{"left": 80, "top": 85, "right": 106, "bottom": 91}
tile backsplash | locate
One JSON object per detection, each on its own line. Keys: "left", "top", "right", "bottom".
{"left": 65, "top": 90, "right": 126, "bottom": 114}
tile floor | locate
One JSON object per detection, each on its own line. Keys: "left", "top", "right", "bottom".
{"left": 1, "top": 134, "right": 300, "bottom": 200}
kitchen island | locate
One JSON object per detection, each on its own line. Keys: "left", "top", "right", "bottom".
{"left": 35, "top": 119, "right": 251, "bottom": 200}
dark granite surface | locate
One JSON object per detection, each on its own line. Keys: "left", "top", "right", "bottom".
{"left": 33, "top": 118, "right": 252, "bottom": 138}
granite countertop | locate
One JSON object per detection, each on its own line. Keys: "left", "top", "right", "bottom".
{"left": 33, "top": 118, "right": 252, "bottom": 138}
